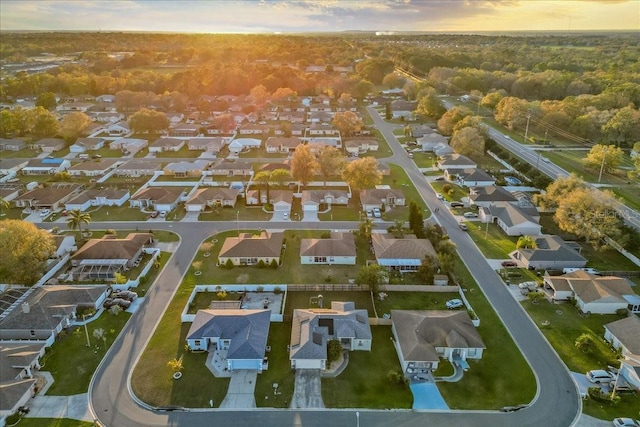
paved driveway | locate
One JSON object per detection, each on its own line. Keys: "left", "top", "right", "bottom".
{"left": 410, "top": 381, "right": 449, "bottom": 410}
{"left": 290, "top": 370, "right": 324, "bottom": 408}
{"left": 220, "top": 370, "right": 257, "bottom": 408}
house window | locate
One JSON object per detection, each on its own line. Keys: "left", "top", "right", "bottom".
{"left": 314, "top": 256, "right": 327, "bottom": 263}
{"left": 30, "top": 330, "right": 36, "bottom": 337}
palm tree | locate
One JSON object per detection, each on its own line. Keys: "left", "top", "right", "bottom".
{"left": 66, "top": 209, "right": 91, "bottom": 238}
{"left": 167, "top": 354, "right": 184, "bottom": 373}
{"left": 0, "top": 196, "right": 9, "bottom": 216}
{"left": 516, "top": 235, "right": 537, "bottom": 249}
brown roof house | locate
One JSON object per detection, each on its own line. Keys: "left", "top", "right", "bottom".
{"left": 290, "top": 301, "right": 372, "bottom": 370}
{"left": 65, "top": 188, "right": 130, "bottom": 211}
{"left": 14, "top": 186, "right": 80, "bottom": 210}
{"left": 70, "top": 233, "right": 153, "bottom": 280}
{"left": 0, "top": 285, "right": 109, "bottom": 342}
{"left": 0, "top": 342, "right": 46, "bottom": 424}
{"left": 68, "top": 159, "right": 119, "bottom": 177}
{"left": 391, "top": 310, "right": 485, "bottom": 374}
{"left": 185, "top": 187, "right": 240, "bottom": 212}
{"left": 129, "top": 187, "right": 186, "bottom": 212}
{"left": 360, "top": 188, "right": 405, "bottom": 211}
{"left": 371, "top": 233, "right": 437, "bottom": 273}
{"left": 218, "top": 231, "right": 284, "bottom": 267}
{"left": 300, "top": 232, "right": 356, "bottom": 265}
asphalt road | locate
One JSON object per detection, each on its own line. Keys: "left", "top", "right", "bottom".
{"left": 79, "top": 106, "right": 581, "bottom": 427}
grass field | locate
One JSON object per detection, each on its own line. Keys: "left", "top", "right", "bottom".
{"left": 255, "top": 322, "right": 295, "bottom": 408}
{"left": 465, "top": 222, "right": 517, "bottom": 259}
{"left": 15, "top": 419, "right": 94, "bottom": 427}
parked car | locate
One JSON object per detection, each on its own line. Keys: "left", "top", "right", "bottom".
{"left": 613, "top": 418, "right": 639, "bottom": 427}
{"left": 434, "top": 176, "right": 445, "bottom": 181}
{"left": 445, "top": 299, "right": 463, "bottom": 309}
{"left": 39, "top": 209, "right": 51, "bottom": 217}
{"left": 463, "top": 212, "right": 478, "bottom": 218}
{"left": 459, "top": 223, "right": 468, "bottom": 231}
{"left": 518, "top": 281, "right": 538, "bottom": 291}
{"left": 586, "top": 369, "right": 615, "bottom": 384}
{"left": 114, "top": 290, "right": 138, "bottom": 301}
{"left": 373, "top": 208, "right": 381, "bottom": 218}
{"left": 436, "top": 193, "right": 443, "bottom": 200}
{"left": 103, "top": 298, "right": 131, "bottom": 309}
{"left": 366, "top": 210, "right": 373, "bottom": 218}
{"left": 450, "top": 202, "right": 464, "bottom": 208}
{"left": 160, "top": 211, "right": 168, "bottom": 218}
{"left": 149, "top": 211, "right": 159, "bottom": 218}
{"left": 283, "top": 212, "right": 289, "bottom": 220}
{"left": 501, "top": 260, "right": 518, "bottom": 268}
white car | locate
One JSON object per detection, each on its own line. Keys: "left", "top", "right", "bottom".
{"left": 366, "top": 210, "right": 373, "bottom": 218}
{"left": 518, "top": 281, "right": 538, "bottom": 291}
{"left": 39, "top": 209, "right": 51, "bottom": 217}
{"left": 159, "top": 211, "right": 167, "bottom": 218}
{"left": 283, "top": 212, "right": 289, "bottom": 220}
{"left": 372, "top": 208, "right": 381, "bottom": 218}
{"left": 445, "top": 299, "right": 463, "bottom": 309}
{"left": 463, "top": 212, "right": 478, "bottom": 218}
{"left": 436, "top": 193, "right": 443, "bottom": 200}
{"left": 586, "top": 369, "right": 615, "bottom": 384}
{"left": 613, "top": 418, "right": 639, "bottom": 427}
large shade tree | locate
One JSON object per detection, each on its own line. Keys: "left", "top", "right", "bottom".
{"left": 342, "top": 156, "right": 382, "bottom": 191}
{"left": 0, "top": 220, "right": 55, "bottom": 285}
{"left": 291, "top": 144, "right": 319, "bottom": 186}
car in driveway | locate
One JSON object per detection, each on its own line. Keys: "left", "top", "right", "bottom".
{"left": 103, "top": 298, "right": 131, "bottom": 309}
{"left": 459, "top": 223, "right": 468, "bottom": 231}
{"left": 373, "top": 207, "right": 381, "bottom": 218}
{"left": 450, "top": 202, "right": 464, "bottom": 208}
{"left": 434, "top": 176, "right": 445, "bottom": 181}
{"left": 436, "top": 193, "right": 443, "bottom": 200}
{"left": 114, "top": 290, "right": 138, "bottom": 301}
{"left": 501, "top": 260, "right": 518, "bottom": 268}
{"left": 283, "top": 212, "right": 289, "bottom": 220}
{"left": 39, "top": 209, "right": 51, "bottom": 217}
{"left": 445, "top": 299, "right": 463, "bottom": 309}
{"left": 463, "top": 212, "right": 478, "bottom": 218}
{"left": 586, "top": 369, "right": 615, "bottom": 384}
{"left": 518, "top": 281, "right": 538, "bottom": 291}
{"left": 613, "top": 418, "right": 639, "bottom": 427}
{"left": 366, "top": 209, "right": 373, "bottom": 218}
{"left": 149, "top": 211, "right": 159, "bottom": 218}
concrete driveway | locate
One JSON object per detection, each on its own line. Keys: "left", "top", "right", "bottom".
{"left": 290, "top": 369, "right": 324, "bottom": 408}
{"left": 219, "top": 370, "right": 257, "bottom": 408}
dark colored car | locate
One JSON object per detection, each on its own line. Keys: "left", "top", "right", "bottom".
{"left": 149, "top": 211, "right": 159, "bottom": 218}
{"left": 500, "top": 404, "right": 527, "bottom": 412}
{"left": 450, "top": 202, "right": 464, "bottom": 208}
{"left": 501, "top": 260, "right": 518, "bottom": 268}
{"left": 103, "top": 298, "right": 131, "bottom": 309}
{"left": 114, "top": 290, "right": 138, "bottom": 301}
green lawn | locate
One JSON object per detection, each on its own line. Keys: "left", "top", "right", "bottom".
{"left": 522, "top": 300, "right": 640, "bottom": 419}
{"left": 154, "top": 146, "right": 201, "bottom": 158}
{"left": 92, "top": 147, "right": 123, "bottom": 158}
{"left": 87, "top": 205, "right": 150, "bottom": 222}
{"left": 154, "top": 175, "right": 201, "bottom": 182}
{"left": 374, "top": 291, "right": 460, "bottom": 316}
{"left": 437, "top": 256, "right": 537, "bottom": 409}
{"left": 255, "top": 322, "right": 295, "bottom": 408}
{"left": 198, "top": 204, "right": 273, "bottom": 221}
{"left": 430, "top": 181, "right": 468, "bottom": 203}
{"left": 322, "top": 326, "right": 413, "bottom": 408}
{"left": 284, "top": 291, "right": 375, "bottom": 316}
{"left": 465, "top": 222, "right": 517, "bottom": 259}
{"left": 318, "top": 204, "right": 361, "bottom": 221}
{"left": 381, "top": 164, "right": 429, "bottom": 215}
{"left": 412, "top": 152, "right": 437, "bottom": 168}
{"left": 468, "top": 153, "right": 504, "bottom": 171}
{"left": 542, "top": 150, "right": 630, "bottom": 186}
{"left": 0, "top": 148, "right": 37, "bottom": 158}
{"left": 43, "top": 310, "right": 132, "bottom": 395}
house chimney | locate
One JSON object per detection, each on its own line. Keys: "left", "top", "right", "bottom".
{"left": 22, "top": 302, "right": 30, "bottom": 313}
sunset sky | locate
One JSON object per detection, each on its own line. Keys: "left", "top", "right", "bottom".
{"left": 1, "top": 0, "right": 638, "bottom": 33}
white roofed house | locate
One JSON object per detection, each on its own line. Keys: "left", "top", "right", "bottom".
{"left": 69, "top": 137, "right": 106, "bottom": 153}
{"left": 344, "top": 138, "right": 379, "bottom": 157}
{"left": 148, "top": 137, "right": 185, "bottom": 153}
{"left": 371, "top": 233, "right": 437, "bottom": 273}
{"left": 289, "top": 301, "right": 372, "bottom": 370}
{"left": 21, "top": 158, "right": 70, "bottom": 175}
{"left": 115, "top": 159, "right": 159, "bottom": 177}
{"left": 360, "top": 188, "right": 405, "bottom": 211}
{"left": 65, "top": 188, "right": 130, "bottom": 211}
{"left": 391, "top": 310, "right": 485, "bottom": 375}
{"left": 170, "top": 123, "right": 199, "bottom": 137}
{"left": 228, "top": 138, "right": 262, "bottom": 154}
{"left": 483, "top": 203, "right": 541, "bottom": 237}
{"left": 300, "top": 232, "right": 356, "bottom": 265}
{"left": 187, "top": 137, "right": 225, "bottom": 153}
{"left": 69, "top": 233, "right": 153, "bottom": 280}
{"left": 265, "top": 136, "right": 302, "bottom": 154}
{"left": 109, "top": 138, "right": 147, "bottom": 155}
{"left": 186, "top": 309, "right": 270, "bottom": 372}
{"left": 449, "top": 168, "right": 496, "bottom": 187}
{"left": 106, "top": 122, "right": 130, "bottom": 137}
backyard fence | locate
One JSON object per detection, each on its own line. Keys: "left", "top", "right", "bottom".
{"left": 287, "top": 284, "right": 370, "bottom": 292}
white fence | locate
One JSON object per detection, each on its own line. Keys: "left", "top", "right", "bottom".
{"left": 112, "top": 248, "right": 161, "bottom": 291}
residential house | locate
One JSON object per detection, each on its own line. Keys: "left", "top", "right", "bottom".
{"left": 165, "top": 112, "right": 185, "bottom": 125}
{"left": 115, "top": 159, "right": 160, "bottom": 177}
{"left": 69, "top": 137, "right": 106, "bottom": 153}
{"left": 469, "top": 186, "right": 518, "bottom": 208}
{"left": 437, "top": 154, "right": 477, "bottom": 171}
{"left": 308, "top": 138, "right": 342, "bottom": 151}
{"left": 170, "top": 123, "right": 200, "bottom": 137}
{"left": 290, "top": 301, "right": 372, "bottom": 370}
{"left": 0, "top": 285, "right": 109, "bottom": 342}
{"left": 419, "top": 133, "right": 449, "bottom": 152}
{"left": 300, "top": 232, "right": 356, "bottom": 265}
{"left": 0, "top": 184, "right": 21, "bottom": 203}
{"left": 301, "top": 189, "right": 349, "bottom": 219}
{"left": 245, "top": 190, "right": 293, "bottom": 215}
{"left": 389, "top": 100, "right": 417, "bottom": 120}
{"left": 21, "top": 158, "right": 70, "bottom": 175}
{"left": 96, "top": 94, "right": 116, "bottom": 103}
{"left": 218, "top": 231, "right": 284, "bottom": 267}
{"left": 308, "top": 111, "right": 333, "bottom": 123}
{"left": 0, "top": 138, "right": 26, "bottom": 152}
{"left": 371, "top": 233, "right": 437, "bottom": 273}
{"left": 149, "top": 137, "right": 185, "bottom": 153}
{"left": 411, "top": 125, "right": 434, "bottom": 138}
{"left": 30, "top": 138, "right": 66, "bottom": 153}
{"left": 604, "top": 316, "right": 640, "bottom": 364}
{"left": 447, "top": 169, "right": 495, "bottom": 187}
{"left": 106, "top": 122, "right": 130, "bottom": 137}
{"left": 186, "top": 309, "right": 270, "bottom": 371}
{"left": 307, "top": 123, "right": 340, "bottom": 137}
{"left": 109, "top": 138, "right": 147, "bottom": 155}
{"left": 51, "top": 234, "right": 77, "bottom": 258}
{"left": 360, "top": 188, "right": 405, "bottom": 211}
{"left": 68, "top": 159, "right": 119, "bottom": 177}
{"left": 344, "top": 138, "right": 379, "bottom": 156}
{"left": 265, "top": 137, "right": 302, "bottom": 154}
{"left": 0, "top": 342, "right": 46, "bottom": 425}
{"left": 89, "top": 111, "right": 124, "bottom": 123}
{"left": 618, "top": 360, "right": 640, "bottom": 392}
{"left": 542, "top": 270, "right": 637, "bottom": 314}
{"left": 65, "top": 188, "right": 130, "bottom": 211}
{"left": 483, "top": 203, "right": 541, "bottom": 236}
{"left": 391, "top": 310, "right": 485, "bottom": 374}
{"left": 185, "top": 187, "right": 240, "bottom": 212}
{"left": 14, "top": 186, "right": 79, "bottom": 211}
{"left": 290, "top": 124, "right": 306, "bottom": 137}
{"left": 238, "top": 124, "right": 269, "bottom": 136}
{"left": 163, "top": 160, "right": 209, "bottom": 178}
{"left": 70, "top": 233, "right": 153, "bottom": 280}
{"left": 129, "top": 187, "right": 185, "bottom": 212}
{"left": 209, "top": 161, "right": 253, "bottom": 177}
{"left": 187, "top": 137, "right": 225, "bottom": 153}
{"left": 228, "top": 138, "right": 261, "bottom": 155}
{"left": 56, "top": 102, "right": 93, "bottom": 113}
{"left": 0, "top": 159, "right": 28, "bottom": 176}
{"left": 511, "top": 235, "right": 587, "bottom": 270}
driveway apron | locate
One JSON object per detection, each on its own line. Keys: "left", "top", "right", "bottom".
{"left": 219, "top": 370, "right": 258, "bottom": 408}
{"left": 290, "top": 369, "right": 325, "bottom": 408}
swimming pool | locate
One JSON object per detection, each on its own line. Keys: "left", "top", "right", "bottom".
{"left": 504, "top": 176, "right": 522, "bottom": 185}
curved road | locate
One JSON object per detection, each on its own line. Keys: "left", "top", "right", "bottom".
{"left": 84, "top": 106, "right": 581, "bottom": 427}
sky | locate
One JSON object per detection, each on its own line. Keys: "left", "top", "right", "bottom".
{"left": 1, "top": 0, "right": 638, "bottom": 33}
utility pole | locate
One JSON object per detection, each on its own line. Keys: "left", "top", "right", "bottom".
{"left": 598, "top": 146, "right": 608, "bottom": 183}
{"left": 82, "top": 314, "right": 91, "bottom": 348}
{"left": 543, "top": 129, "right": 548, "bottom": 145}
{"left": 236, "top": 211, "right": 239, "bottom": 236}
{"left": 523, "top": 113, "right": 531, "bottom": 143}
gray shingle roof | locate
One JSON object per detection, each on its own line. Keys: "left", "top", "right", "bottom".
{"left": 219, "top": 232, "right": 284, "bottom": 258}
{"left": 605, "top": 315, "right": 640, "bottom": 356}
{"left": 299, "top": 233, "right": 356, "bottom": 258}
{"left": 371, "top": 233, "right": 437, "bottom": 265}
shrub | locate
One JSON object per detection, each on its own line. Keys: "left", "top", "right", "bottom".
{"left": 105, "top": 229, "right": 117, "bottom": 235}
{"left": 225, "top": 259, "right": 234, "bottom": 269}
{"left": 615, "top": 308, "right": 629, "bottom": 317}
{"left": 256, "top": 286, "right": 264, "bottom": 293}
{"left": 256, "top": 259, "right": 267, "bottom": 268}
{"left": 270, "top": 259, "right": 278, "bottom": 269}
{"left": 575, "top": 333, "right": 595, "bottom": 354}
{"left": 320, "top": 232, "right": 331, "bottom": 239}
{"left": 273, "top": 286, "right": 282, "bottom": 295}
{"left": 327, "top": 339, "right": 342, "bottom": 368}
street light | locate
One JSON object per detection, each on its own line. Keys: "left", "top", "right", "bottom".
{"left": 356, "top": 411, "right": 360, "bottom": 427}
{"left": 82, "top": 313, "right": 91, "bottom": 348}
{"left": 236, "top": 211, "right": 239, "bottom": 236}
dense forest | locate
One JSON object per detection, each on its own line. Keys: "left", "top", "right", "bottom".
{"left": 1, "top": 31, "right": 638, "bottom": 147}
